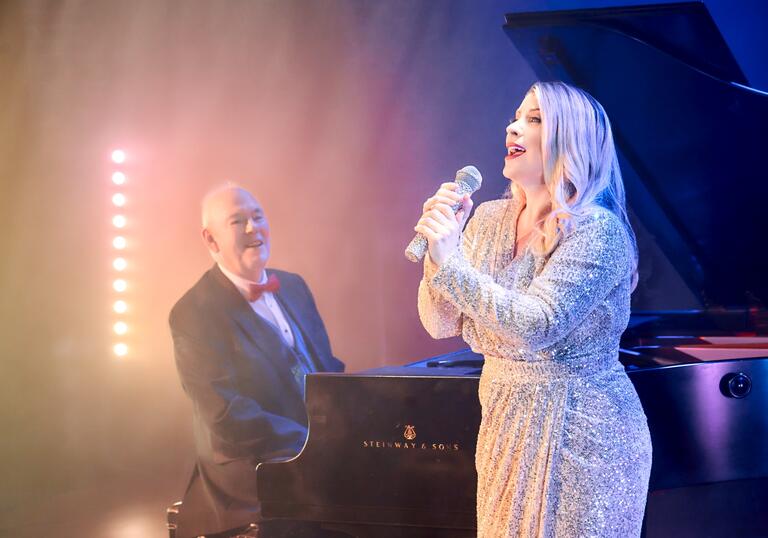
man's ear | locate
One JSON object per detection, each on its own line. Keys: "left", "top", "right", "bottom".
{"left": 201, "top": 228, "right": 219, "bottom": 253}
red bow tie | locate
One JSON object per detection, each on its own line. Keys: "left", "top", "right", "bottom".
{"left": 247, "top": 274, "right": 281, "bottom": 302}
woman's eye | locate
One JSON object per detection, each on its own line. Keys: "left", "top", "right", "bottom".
{"left": 529, "top": 116, "right": 541, "bottom": 123}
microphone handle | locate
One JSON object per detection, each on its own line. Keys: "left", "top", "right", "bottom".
{"left": 404, "top": 180, "right": 474, "bottom": 263}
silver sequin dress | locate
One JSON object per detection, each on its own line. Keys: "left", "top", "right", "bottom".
{"left": 418, "top": 198, "right": 652, "bottom": 537}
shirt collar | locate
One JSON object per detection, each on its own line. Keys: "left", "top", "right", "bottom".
{"left": 217, "top": 263, "right": 267, "bottom": 301}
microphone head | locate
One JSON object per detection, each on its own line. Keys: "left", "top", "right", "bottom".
{"left": 456, "top": 165, "right": 482, "bottom": 192}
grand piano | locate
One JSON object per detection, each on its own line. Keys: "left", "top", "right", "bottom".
{"left": 256, "top": 3, "right": 768, "bottom": 537}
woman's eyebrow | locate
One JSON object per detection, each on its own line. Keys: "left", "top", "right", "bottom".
{"left": 515, "top": 108, "right": 541, "bottom": 119}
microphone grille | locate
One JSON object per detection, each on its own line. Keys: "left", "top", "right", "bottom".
{"left": 456, "top": 165, "right": 482, "bottom": 192}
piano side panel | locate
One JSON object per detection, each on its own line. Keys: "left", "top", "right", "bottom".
{"left": 628, "top": 358, "right": 768, "bottom": 489}
{"left": 258, "top": 373, "right": 480, "bottom": 529}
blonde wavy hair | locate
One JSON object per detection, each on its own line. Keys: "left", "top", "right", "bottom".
{"left": 508, "top": 81, "right": 638, "bottom": 284}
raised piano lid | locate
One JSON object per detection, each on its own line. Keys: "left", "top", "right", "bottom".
{"left": 502, "top": 1, "right": 768, "bottom": 311}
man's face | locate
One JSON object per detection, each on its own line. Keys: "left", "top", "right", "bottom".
{"left": 203, "top": 188, "right": 270, "bottom": 281}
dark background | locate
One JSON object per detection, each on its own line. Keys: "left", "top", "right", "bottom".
{"left": 1, "top": 1, "right": 765, "bottom": 536}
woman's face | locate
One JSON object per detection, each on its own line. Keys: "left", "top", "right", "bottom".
{"left": 503, "top": 91, "right": 544, "bottom": 188}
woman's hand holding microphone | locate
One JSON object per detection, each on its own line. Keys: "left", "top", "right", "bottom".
{"left": 414, "top": 182, "right": 473, "bottom": 266}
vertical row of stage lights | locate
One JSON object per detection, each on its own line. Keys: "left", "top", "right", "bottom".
{"left": 110, "top": 149, "right": 129, "bottom": 358}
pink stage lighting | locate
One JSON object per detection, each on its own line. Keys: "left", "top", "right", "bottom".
{"left": 113, "top": 300, "right": 128, "bottom": 314}
{"left": 112, "top": 215, "right": 126, "bottom": 228}
{"left": 113, "top": 257, "right": 127, "bottom": 271}
{"left": 111, "top": 149, "right": 126, "bottom": 164}
{"left": 113, "top": 279, "right": 127, "bottom": 292}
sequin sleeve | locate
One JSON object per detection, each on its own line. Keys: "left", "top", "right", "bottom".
{"left": 429, "top": 210, "right": 630, "bottom": 351}
{"left": 416, "top": 205, "right": 482, "bottom": 339}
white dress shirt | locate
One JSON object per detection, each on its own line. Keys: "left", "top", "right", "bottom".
{"left": 217, "top": 263, "right": 295, "bottom": 347}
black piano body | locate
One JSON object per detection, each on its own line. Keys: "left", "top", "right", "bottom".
{"left": 258, "top": 342, "right": 768, "bottom": 537}
{"left": 258, "top": 364, "right": 482, "bottom": 538}
{"left": 257, "top": 3, "right": 768, "bottom": 537}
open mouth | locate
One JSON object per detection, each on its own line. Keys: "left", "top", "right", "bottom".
{"left": 506, "top": 144, "right": 526, "bottom": 159}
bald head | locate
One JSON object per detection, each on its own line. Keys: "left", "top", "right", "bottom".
{"left": 202, "top": 183, "right": 242, "bottom": 228}
{"left": 200, "top": 184, "right": 271, "bottom": 281}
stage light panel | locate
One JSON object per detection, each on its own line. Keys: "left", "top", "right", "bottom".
{"left": 112, "top": 171, "right": 126, "bottom": 185}
{"left": 113, "top": 279, "right": 127, "bottom": 292}
{"left": 111, "top": 150, "right": 126, "bottom": 164}
{"left": 113, "top": 257, "right": 127, "bottom": 271}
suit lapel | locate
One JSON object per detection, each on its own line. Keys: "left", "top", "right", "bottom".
{"left": 209, "top": 265, "right": 288, "bottom": 360}
{"left": 269, "top": 270, "right": 322, "bottom": 363}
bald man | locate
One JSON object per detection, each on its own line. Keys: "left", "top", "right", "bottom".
{"left": 169, "top": 185, "right": 344, "bottom": 538}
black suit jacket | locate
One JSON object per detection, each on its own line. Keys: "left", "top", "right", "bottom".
{"left": 169, "top": 265, "right": 344, "bottom": 538}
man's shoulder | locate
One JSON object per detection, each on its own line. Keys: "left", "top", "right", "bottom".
{"left": 169, "top": 266, "right": 223, "bottom": 328}
{"left": 267, "top": 267, "right": 299, "bottom": 280}
{"left": 267, "top": 268, "right": 308, "bottom": 291}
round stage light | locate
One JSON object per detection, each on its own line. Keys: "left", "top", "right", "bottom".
{"left": 113, "top": 300, "right": 128, "bottom": 313}
{"left": 113, "top": 279, "right": 127, "bottom": 292}
{"left": 113, "top": 257, "right": 127, "bottom": 271}
{"left": 113, "top": 321, "right": 128, "bottom": 335}
{"left": 112, "top": 215, "right": 126, "bottom": 228}
{"left": 111, "top": 150, "right": 126, "bottom": 164}
{"left": 112, "top": 193, "right": 126, "bottom": 207}
{"left": 113, "top": 236, "right": 126, "bottom": 249}
{"left": 112, "top": 171, "right": 126, "bottom": 185}
{"left": 113, "top": 343, "right": 128, "bottom": 357}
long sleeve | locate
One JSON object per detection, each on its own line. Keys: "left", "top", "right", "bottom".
{"left": 417, "top": 205, "right": 482, "bottom": 339}
{"left": 170, "top": 325, "right": 308, "bottom": 461}
{"left": 429, "top": 209, "right": 631, "bottom": 351}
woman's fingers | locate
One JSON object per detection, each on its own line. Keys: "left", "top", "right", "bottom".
{"left": 435, "top": 194, "right": 460, "bottom": 206}
{"left": 422, "top": 209, "right": 456, "bottom": 234}
{"left": 415, "top": 218, "right": 453, "bottom": 250}
{"left": 418, "top": 211, "right": 451, "bottom": 230}
{"left": 436, "top": 187, "right": 462, "bottom": 202}
{"left": 414, "top": 224, "right": 440, "bottom": 242}
{"left": 421, "top": 182, "right": 462, "bottom": 213}
{"left": 423, "top": 194, "right": 459, "bottom": 212}
{"left": 415, "top": 190, "right": 466, "bottom": 266}
{"left": 418, "top": 201, "right": 469, "bottom": 234}
{"left": 432, "top": 203, "right": 457, "bottom": 222}
{"left": 457, "top": 195, "right": 473, "bottom": 227}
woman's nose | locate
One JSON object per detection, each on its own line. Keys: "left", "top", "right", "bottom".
{"left": 245, "top": 219, "right": 254, "bottom": 233}
{"left": 506, "top": 121, "right": 519, "bottom": 137}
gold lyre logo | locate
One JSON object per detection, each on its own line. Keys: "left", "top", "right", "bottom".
{"left": 403, "top": 425, "right": 416, "bottom": 441}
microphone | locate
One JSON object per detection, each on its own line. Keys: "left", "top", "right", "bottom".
{"left": 404, "top": 165, "right": 482, "bottom": 263}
